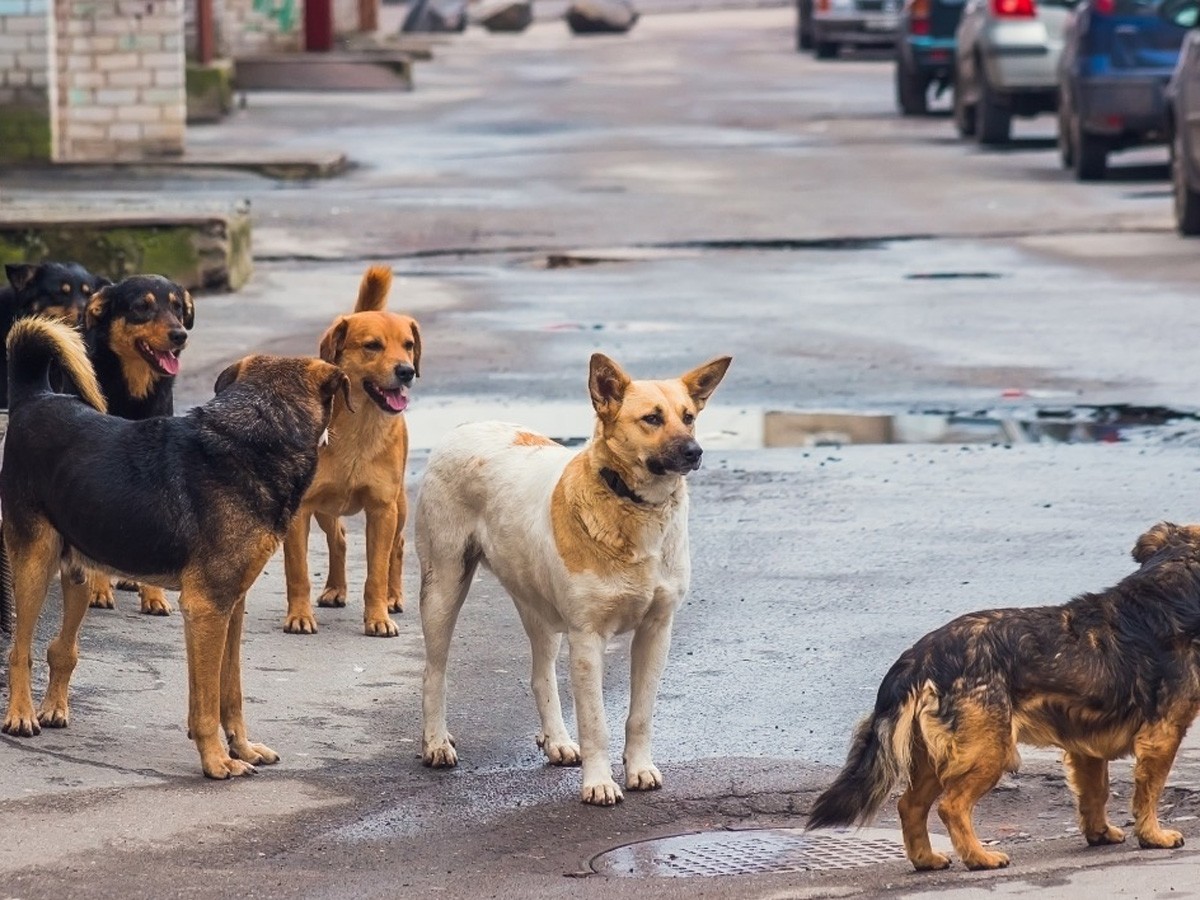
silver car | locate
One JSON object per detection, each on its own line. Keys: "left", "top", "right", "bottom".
{"left": 952, "top": 0, "right": 1077, "bottom": 143}
{"left": 808, "top": 0, "right": 902, "bottom": 58}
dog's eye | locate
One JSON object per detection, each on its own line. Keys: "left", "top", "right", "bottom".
{"left": 363, "top": 340, "right": 384, "bottom": 352}
{"left": 642, "top": 413, "right": 663, "bottom": 427}
{"left": 682, "top": 411, "right": 695, "bottom": 426}
{"left": 404, "top": 340, "right": 415, "bottom": 351}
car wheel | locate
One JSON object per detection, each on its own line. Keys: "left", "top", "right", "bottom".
{"left": 815, "top": 40, "right": 839, "bottom": 59}
{"left": 896, "top": 58, "right": 928, "bottom": 116}
{"left": 1173, "top": 127, "right": 1200, "bottom": 235}
{"left": 797, "top": 0, "right": 813, "bottom": 51}
{"left": 952, "top": 79, "right": 976, "bottom": 138}
{"left": 976, "top": 66, "right": 1012, "bottom": 146}
{"left": 1072, "top": 113, "right": 1108, "bottom": 181}
{"left": 1057, "top": 90, "right": 1074, "bottom": 169}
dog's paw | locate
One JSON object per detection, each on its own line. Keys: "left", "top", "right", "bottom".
{"left": 581, "top": 779, "right": 624, "bottom": 807}
{"left": 963, "top": 849, "right": 1009, "bottom": 870}
{"left": 911, "top": 851, "right": 952, "bottom": 871}
{"left": 1138, "top": 828, "right": 1184, "bottom": 849}
{"left": 318, "top": 586, "right": 347, "bottom": 608}
{"left": 537, "top": 734, "right": 582, "bottom": 766}
{"left": 422, "top": 734, "right": 458, "bottom": 768}
{"left": 625, "top": 763, "right": 663, "bottom": 791}
{"left": 364, "top": 616, "right": 400, "bottom": 637}
{"left": 1086, "top": 824, "right": 1126, "bottom": 846}
{"left": 2, "top": 708, "right": 42, "bottom": 737}
{"left": 139, "top": 588, "right": 172, "bottom": 616}
{"left": 283, "top": 613, "right": 319, "bottom": 635}
{"left": 202, "top": 755, "right": 259, "bottom": 779}
{"left": 230, "top": 740, "right": 280, "bottom": 767}
{"left": 88, "top": 584, "right": 116, "bottom": 609}
{"left": 37, "top": 702, "right": 69, "bottom": 729}
{"left": 387, "top": 594, "right": 404, "bottom": 614}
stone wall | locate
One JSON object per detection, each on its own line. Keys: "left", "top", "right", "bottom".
{"left": 0, "top": 0, "right": 52, "bottom": 161}
{"left": 53, "top": 0, "right": 186, "bottom": 161}
{"left": 216, "top": 0, "right": 305, "bottom": 55}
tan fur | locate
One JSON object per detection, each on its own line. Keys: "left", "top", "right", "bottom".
{"left": 7, "top": 317, "right": 106, "bottom": 413}
{"left": 513, "top": 431, "right": 557, "bottom": 447}
{"left": 106, "top": 318, "right": 171, "bottom": 401}
{"left": 282, "top": 266, "right": 421, "bottom": 637}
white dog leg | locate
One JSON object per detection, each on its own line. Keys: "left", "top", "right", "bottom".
{"left": 623, "top": 615, "right": 673, "bottom": 791}
{"left": 569, "top": 629, "right": 621, "bottom": 805}
{"left": 517, "top": 609, "right": 581, "bottom": 766}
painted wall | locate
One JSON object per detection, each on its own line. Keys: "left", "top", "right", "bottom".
{"left": 0, "top": 0, "right": 52, "bottom": 161}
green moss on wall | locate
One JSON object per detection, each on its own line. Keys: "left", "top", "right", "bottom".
{"left": 0, "top": 107, "right": 51, "bottom": 162}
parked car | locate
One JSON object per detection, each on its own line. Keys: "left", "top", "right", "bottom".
{"left": 802, "top": 0, "right": 902, "bottom": 58}
{"left": 952, "top": 0, "right": 1077, "bottom": 144}
{"left": 895, "top": 0, "right": 967, "bottom": 114}
{"left": 1058, "top": 0, "right": 1188, "bottom": 180}
{"left": 1164, "top": 0, "right": 1200, "bottom": 231}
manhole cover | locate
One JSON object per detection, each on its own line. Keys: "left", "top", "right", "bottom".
{"left": 591, "top": 827, "right": 947, "bottom": 877}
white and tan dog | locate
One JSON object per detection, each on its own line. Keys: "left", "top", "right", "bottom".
{"left": 416, "top": 352, "right": 731, "bottom": 805}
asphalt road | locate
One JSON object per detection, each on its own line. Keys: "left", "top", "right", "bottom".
{"left": 6, "top": 7, "right": 1200, "bottom": 899}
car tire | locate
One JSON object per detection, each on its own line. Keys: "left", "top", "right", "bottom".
{"left": 976, "top": 66, "right": 1012, "bottom": 146}
{"left": 1173, "top": 127, "right": 1200, "bottom": 235}
{"left": 896, "top": 58, "right": 928, "bottom": 116}
{"left": 815, "top": 40, "right": 839, "bottom": 59}
{"left": 1057, "top": 90, "right": 1075, "bottom": 169}
{"left": 797, "top": 0, "right": 813, "bottom": 50}
{"left": 952, "top": 80, "right": 976, "bottom": 138}
{"left": 1072, "top": 113, "right": 1108, "bottom": 181}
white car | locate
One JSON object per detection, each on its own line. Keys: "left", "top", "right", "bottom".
{"left": 952, "top": 0, "right": 1076, "bottom": 143}
{"left": 807, "top": 0, "right": 902, "bottom": 59}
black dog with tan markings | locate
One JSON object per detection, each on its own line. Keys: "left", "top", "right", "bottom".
{"left": 809, "top": 522, "right": 1200, "bottom": 871}
{"left": 0, "top": 316, "right": 349, "bottom": 779}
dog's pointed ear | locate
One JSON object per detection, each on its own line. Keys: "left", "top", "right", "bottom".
{"left": 181, "top": 290, "right": 195, "bottom": 330}
{"left": 318, "top": 317, "right": 350, "bottom": 364}
{"left": 5, "top": 264, "right": 35, "bottom": 292}
{"left": 680, "top": 356, "right": 732, "bottom": 411}
{"left": 84, "top": 285, "right": 110, "bottom": 331}
{"left": 589, "top": 353, "right": 630, "bottom": 418}
{"left": 410, "top": 320, "right": 422, "bottom": 378}
{"left": 213, "top": 359, "right": 243, "bottom": 395}
{"left": 1133, "top": 522, "right": 1176, "bottom": 564}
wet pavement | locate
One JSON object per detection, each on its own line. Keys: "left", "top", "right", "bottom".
{"left": 6, "top": 6, "right": 1200, "bottom": 899}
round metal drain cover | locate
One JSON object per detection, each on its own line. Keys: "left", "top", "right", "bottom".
{"left": 591, "top": 827, "right": 944, "bottom": 878}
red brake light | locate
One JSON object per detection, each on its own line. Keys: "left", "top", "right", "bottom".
{"left": 1093, "top": 0, "right": 1115, "bottom": 12}
{"left": 907, "top": 0, "right": 932, "bottom": 31}
{"left": 990, "top": 0, "right": 1036, "bottom": 16}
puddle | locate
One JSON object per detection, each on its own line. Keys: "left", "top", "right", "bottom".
{"left": 405, "top": 402, "right": 1197, "bottom": 452}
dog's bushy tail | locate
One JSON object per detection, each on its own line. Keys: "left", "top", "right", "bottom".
{"left": 807, "top": 662, "right": 929, "bottom": 830}
{"left": 7, "top": 316, "right": 106, "bottom": 414}
{"left": 355, "top": 265, "right": 393, "bottom": 313}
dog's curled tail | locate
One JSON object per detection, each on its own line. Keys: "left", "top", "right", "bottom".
{"left": 355, "top": 265, "right": 394, "bottom": 313}
{"left": 7, "top": 316, "right": 107, "bottom": 414}
{"left": 806, "top": 673, "right": 930, "bottom": 831}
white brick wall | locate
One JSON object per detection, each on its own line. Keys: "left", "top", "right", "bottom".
{"left": 53, "top": 0, "right": 186, "bottom": 161}
{"left": 0, "top": 0, "right": 50, "bottom": 107}
{"left": 216, "top": 0, "right": 307, "bottom": 55}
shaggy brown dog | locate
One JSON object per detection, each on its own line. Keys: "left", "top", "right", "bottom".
{"left": 0, "top": 316, "right": 347, "bottom": 778}
{"left": 282, "top": 265, "right": 421, "bottom": 636}
{"left": 808, "top": 522, "right": 1200, "bottom": 870}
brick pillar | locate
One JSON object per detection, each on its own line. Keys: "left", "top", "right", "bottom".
{"left": 0, "top": 1, "right": 53, "bottom": 163}
{"left": 53, "top": 0, "right": 186, "bottom": 162}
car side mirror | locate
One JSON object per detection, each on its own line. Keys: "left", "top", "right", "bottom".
{"left": 1161, "top": 0, "right": 1200, "bottom": 27}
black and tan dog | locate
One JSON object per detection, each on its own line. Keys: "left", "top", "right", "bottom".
{"left": 80, "top": 274, "right": 195, "bottom": 615}
{"left": 808, "top": 522, "right": 1200, "bottom": 870}
{"left": 0, "top": 316, "right": 348, "bottom": 779}
{"left": 0, "top": 261, "right": 110, "bottom": 407}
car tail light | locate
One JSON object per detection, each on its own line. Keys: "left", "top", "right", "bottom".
{"left": 1092, "top": 0, "right": 1115, "bottom": 12}
{"left": 990, "top": 0, "right": 1036, "bottom": 16}
{"left": 817, "top": 0, "right": 831, "bottom": 11}
{"left": 908, "top": 0, "right": 931, "bottom": 33}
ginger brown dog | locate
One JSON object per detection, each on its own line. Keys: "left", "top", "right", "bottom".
{"left": 417, "top": 352, "right": 731, "bottom": 805}
{"left": 0, "top": 316, "right": 348, "bottom": 778}
{"left": 808, "top": 522, "right": 1200, "bottom": 870}
{"left": 282, "top": 265, "right": 421, "bottom": 636}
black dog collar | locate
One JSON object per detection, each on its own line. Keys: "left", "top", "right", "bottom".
{"left": 599, "top": 467, "right": 650, "bottom": 506}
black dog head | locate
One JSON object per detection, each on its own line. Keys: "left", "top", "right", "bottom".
{"left": 85, "top": 274, "right": 194, "bottom": 378}
{"left": 5, "top": 261, "right": 111, "bottom": 327}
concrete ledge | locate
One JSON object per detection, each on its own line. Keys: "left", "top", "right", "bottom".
{"left": 234, "top": 51, "right": 414, "bottom": 91}
{"left": 0, "top": 203, "right": 252, "bottom": 292}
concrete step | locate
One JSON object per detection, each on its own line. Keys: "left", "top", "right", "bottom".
{"left": 233, "top": 51, "right": 414, "bottom": 92}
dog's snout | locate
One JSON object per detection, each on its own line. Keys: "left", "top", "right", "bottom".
{"left": 395, "top": 363, "right": 416, "bottom": 385}
{"left": 679, "top": 439, "right": 702, "bottom": 467}
{"left": 168, "top": 328, "right": 188, "bottom": 348}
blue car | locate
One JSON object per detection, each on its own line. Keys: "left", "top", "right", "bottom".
{"left": 1057, "top": 0, "right": 1190, "bottom": 180}
{"left": 895, "top": 0, "right": 965, "bottom": 115}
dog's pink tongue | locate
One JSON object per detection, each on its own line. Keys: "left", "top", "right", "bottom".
{"left": 156, "top": 350, "right": 180, "bottom": 376}
{"left": 384, "top": 389, "right": 408, "bottom": 412}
